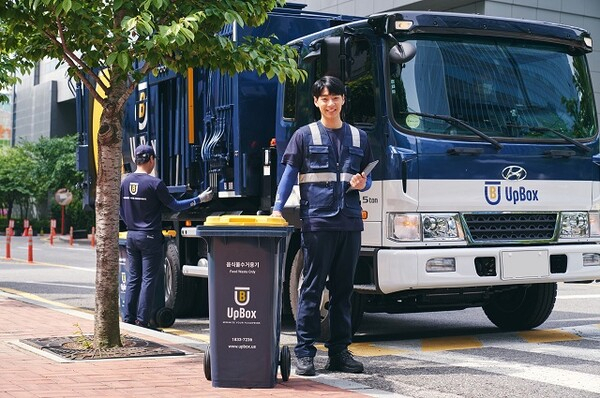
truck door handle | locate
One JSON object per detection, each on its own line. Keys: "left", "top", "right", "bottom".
{"left": 447, "top": 147, "right": 484, "bottom": 155}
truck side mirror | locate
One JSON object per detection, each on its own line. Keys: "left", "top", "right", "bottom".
{"left": 303, "top": 36, "right": 350, "bottom": 80}
{"left": 389, "top": 42, "right": 416, "bottom": 64}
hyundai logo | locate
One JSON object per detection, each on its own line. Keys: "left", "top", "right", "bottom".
{"left": 501, "top": 165, "right": 527, "bottom": 181}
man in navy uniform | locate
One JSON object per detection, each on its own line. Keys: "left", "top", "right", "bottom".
{"left": 120, "top": 144, "right": 213, "bottom": 329}
{"left": 272, "top": 76, "right": 374, "bottom": 376}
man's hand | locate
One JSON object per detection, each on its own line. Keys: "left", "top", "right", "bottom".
{"left": 350, "top": 172, "right": 367, "bottom": 191}
{"left": 198, "top": 187, "right": 214, "bottom": 203}
{"left": 271, "top": 210, "right": 283, "bottom": 218}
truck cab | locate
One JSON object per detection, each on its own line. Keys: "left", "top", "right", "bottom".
{"left": 278, "top": 11, "right": 599, "bottom": 335}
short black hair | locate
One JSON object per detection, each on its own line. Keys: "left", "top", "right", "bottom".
{"left": 312, "top": 75, "right": 346, "bottom": 98}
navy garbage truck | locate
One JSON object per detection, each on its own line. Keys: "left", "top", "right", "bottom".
{"left": 77, "top": 4, "right": 600, "bottom": 336}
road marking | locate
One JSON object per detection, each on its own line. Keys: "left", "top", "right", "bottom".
{"left": 486, "top": 339, "right": 600, "bottom": 363}
{"left": 518, "top": 328, "right": 581, "bottom": 343}
{"left": 24, "top": 281, "right": 95, "bottom": 290}
{"left": 349, "top": 342, "right": 408, "bottom": 356}
{"left": 403, "top": 349, "right": 600, "bottom": 394}
{"left": 0, "top": 258, "right": 95, "bottom": 272}
{"left": 421, "top": 335, "right": 483, "bottom": 351}
{"left": 163, "top": 328, "right": 210, "bottom": 343}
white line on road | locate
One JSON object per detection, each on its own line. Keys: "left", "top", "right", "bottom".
{"left": 403, "top": 348, "right": 600, "bottom": 394}
{"left": 24, "top": 281, "right": 95, "bottom": 290}
{"left": 0, "top": 258, "right": 95, "bottom": 272}
{"left": 15, "top": 245, "right": 94, "bottom": 252}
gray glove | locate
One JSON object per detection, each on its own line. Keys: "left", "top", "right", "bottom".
{"left": 198, "top": 187, "right": 214, "bottom": 203}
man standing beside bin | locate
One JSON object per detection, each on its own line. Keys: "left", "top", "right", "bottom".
{"left": 120, "top": 144, "right": 214, "bottom": 329}
{"left": 271, "top": 76, "right": 374, "bottom": 376}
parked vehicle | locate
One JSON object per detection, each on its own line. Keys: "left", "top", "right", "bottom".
{"left": 77, "top": 4, "right": 600, "bottom": 336}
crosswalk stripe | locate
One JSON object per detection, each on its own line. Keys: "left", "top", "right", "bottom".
{"left": 486, "top": 340, "right": 600, "bottom": 363}
{"left": 402, "top": 349, "right": 600, "bottom": 394}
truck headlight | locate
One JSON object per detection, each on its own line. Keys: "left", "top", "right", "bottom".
{"left": 422, "top": 213, "right": 463, "bottom": 241}
{"left": 560, "top": 212, "right": 589, "bottom": 238}
{"left": 387, "top": 213, "right": 465, "bottom": 242}
{"left": 388, "top": 213, "right": 420, "bottom": 242}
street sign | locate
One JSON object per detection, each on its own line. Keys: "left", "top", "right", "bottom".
{"left": 54, "top": 188, "right": 73, "bottom": 206}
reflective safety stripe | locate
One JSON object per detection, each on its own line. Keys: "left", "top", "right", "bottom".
{"left": 309, "top": 122, "right": 322, "bottom": 145}
{"left": 299, "top": 172, "right": 336, "bottom": 183}
{"left": 340, "top": 173, "right": 353, "bottom": 183}
{"left": 349, "top": 125, "right": 360, "bottom": 147}
{"left": 298, "top": 172, "right": 353, "bottom": 184}
{"left": 309, "top": 122, "right": 359, "bottom": 147}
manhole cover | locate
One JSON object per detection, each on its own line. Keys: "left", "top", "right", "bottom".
{"left": 21, "top": 334, "right": 186, "bottom": 360}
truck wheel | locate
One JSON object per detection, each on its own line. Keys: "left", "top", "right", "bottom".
{"left": 163, "top": 240, "right": 203, "bottom": 317}
{"left": 483, "top": 283, "right": 557, "bottom": 330}
{"left": 289, "top": 248, "right": 364, "bottom": 341}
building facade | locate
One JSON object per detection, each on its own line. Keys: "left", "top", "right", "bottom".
{"left": 11, "top": 58, "right": 77, "bottom": 144}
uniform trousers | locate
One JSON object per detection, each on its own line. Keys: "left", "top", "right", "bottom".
{"left": 294, "top": 230, "right": 361, "bottom": 358}
{"left": 124, "top": 230, "right": 164, "bottom": 325}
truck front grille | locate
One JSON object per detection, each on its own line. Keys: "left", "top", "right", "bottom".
{"left": 463, "top": 213, "right": 557, "bottom": 243}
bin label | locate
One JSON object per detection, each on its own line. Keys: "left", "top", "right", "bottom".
{"left": 227, "top": 307, "right": 257, "bottom": 321}
{"left": 234, "top": 287, "right": 250, "bottom": 306}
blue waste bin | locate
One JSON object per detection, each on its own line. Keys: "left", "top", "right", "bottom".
{"left": 118, "top": 232, "right": 175, "bottom": 328}
{"left": 196, "top": 215, "right": 293, "bottom": 388}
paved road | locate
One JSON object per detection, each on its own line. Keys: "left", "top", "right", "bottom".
{"left": 2, "top": 235, "right": 600, "bottom": 397}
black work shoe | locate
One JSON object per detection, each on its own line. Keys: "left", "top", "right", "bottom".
{"left": 295, "top": 356, "right": 316, "bottom": 376}
{"left": 326, "top": 350, "right": 364, "bottom": 373}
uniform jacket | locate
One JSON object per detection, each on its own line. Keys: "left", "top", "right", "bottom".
{"left": 299, "top": 122, "right": 367, "bottom": 219}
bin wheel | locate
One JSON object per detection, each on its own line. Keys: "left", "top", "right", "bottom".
{"left": 154, "top": 307, "right": 176, "bottom": 328}
{"left": 280, "top": 346, "right": 291, "bottom": 382}
{"left": 203, "top": 347, "right": 211, "bottom": 380}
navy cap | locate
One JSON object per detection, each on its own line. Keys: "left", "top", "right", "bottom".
{"left": 134, "top": 144, "right": 155, "bottom": 163}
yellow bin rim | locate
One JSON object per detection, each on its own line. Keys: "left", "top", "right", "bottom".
{"left": 204, "top": 215, "right": 288, "bottom": 227}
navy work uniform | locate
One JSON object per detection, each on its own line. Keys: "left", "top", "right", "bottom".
{"left": 120, "top": 145, "right": 212, "bottom": 328}
{"left": 275, "top": 121, "right": 374, "bottom": 358}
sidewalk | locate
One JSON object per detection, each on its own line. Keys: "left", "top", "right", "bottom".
{"left": 0, "top": 291, "right": 369, "bottom": 397}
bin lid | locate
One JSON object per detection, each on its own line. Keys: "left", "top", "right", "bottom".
{"left": 204, "top": 215, "right": 288, "bottom": 227}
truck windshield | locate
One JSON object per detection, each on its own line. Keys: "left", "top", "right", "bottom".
{"left": 389, "top": 36, "right": 598, "bottom": 141}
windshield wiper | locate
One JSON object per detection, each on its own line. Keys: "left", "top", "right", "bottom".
{"left": 403, "top": 112, "right": 503, "bottom": 150}
{"left": 506, "top": 124, "right": 591, "bottom": 153}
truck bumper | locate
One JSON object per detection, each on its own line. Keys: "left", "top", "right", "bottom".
{"left": 376, "top": 244, "right": 600, "bottom": 294}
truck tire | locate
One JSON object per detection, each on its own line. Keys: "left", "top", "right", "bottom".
{"left": 483, "top": 283, "right": 557, "bottom": 331}
{"left": 163, "top": 240, "right": 208, "bottom": 317}
{"left": 288, "top": 248, "right": 364, "bottom": 341}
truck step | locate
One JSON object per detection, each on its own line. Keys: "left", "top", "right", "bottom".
{"left": 354, "top": 284, "right": 378, "bottom": 293}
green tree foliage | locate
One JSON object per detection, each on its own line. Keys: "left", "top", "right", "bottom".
{"left": 0, "top": 0, "right": 306, "bottom": 348}
{"left": 20, "top": 136, "right": 80, "bottom": 202}
{"left": 0, "top": 136, "right": 93, "bottom": 230}
{"left": 0, "top": 145, "right": 35, "bottom": 220}
{"left": 20, "top": 135, "right": 94, "bottom": 231}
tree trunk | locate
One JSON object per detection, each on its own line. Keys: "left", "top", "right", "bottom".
{"left": 93, "top": 110, "right": 123, "bottom": 348}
